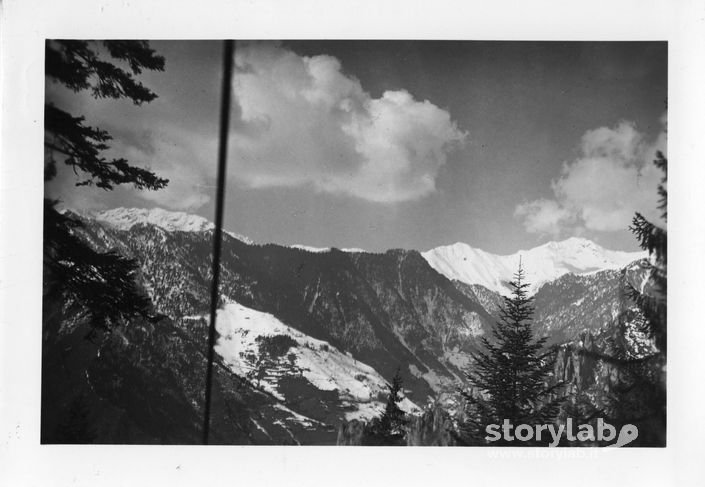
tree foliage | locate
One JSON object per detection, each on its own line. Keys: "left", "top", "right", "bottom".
{"left": 44, "top": 40, "right": 168, "bottom": 336}
{"left": 458, "top": 264, "right": 563, "bottom": 445}
{"left": 43, "top": 201, "right": 166, "bottom": 340}
{"left": 363, "top": 368, "right": 408, "bottom": 445}
{"left": 605, "top": 151, "right": 667, "bottom": 445}
{"left": 45, "top": 40, "right": 168, "bottom": 189}
{"left": 243, "top": 335, "right": 301, "bottom": 388}
{"left": 626, "top": 151, "right": 667, "bottom": 355}
{"left": 54, "top": 394, "right": 97, "bottom": 444}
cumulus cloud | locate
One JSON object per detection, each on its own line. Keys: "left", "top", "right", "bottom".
{"left": 515, "top": 199, "right": 576, "bottom": 237}
{"left": 516, "top": 120, "right": 666, "bottom": 236}
{"left": 229, "top": 42, "right": 467, "bottom": 203}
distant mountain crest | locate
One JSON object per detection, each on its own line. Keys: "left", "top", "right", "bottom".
{"left": 92, "top": 207, "right": 367, "bottom": 251}
{"left": 422, "top": 237, "right": 645, "bottom": 296}
{"left": 91, "top": 207, "right": 644, "bottom": 296}
{"left": 290, "top": 244, "right": 367, "bottom": 254}
{"left": 93, "top": 207, "right": 253, "bottom": 243}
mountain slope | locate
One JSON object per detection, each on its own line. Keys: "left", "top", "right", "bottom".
{"left": 453, "top": 259, "right": 651, "bottom": 346}
{"left": 212, "top": 301, "right": 419, "bottom": 422}
{"left": 58, "top": 208, "right": 498, "bottom": 428}
{"left": 41, "top": 308, "right": 336, "bottom": 444}
{"left": 42, "top": 207, "right": 652, "bottom": 444}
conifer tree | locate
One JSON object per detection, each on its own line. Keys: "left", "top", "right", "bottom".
{"left": 44, "top": 40, "right": 168, "bottom": 337}
{"left": 379, "top": 368, "right": 407, "bottom": 436}
{"left": 363, "top": 368, "right": 408, "bottom": 445}
{"left": 458, "top": 263, "right": 562, "bottom": 445}
{"left": 626, "top": 151, "right": 667, "bottom": 355}
{"left": 604, "top": 152, "right": 667, "bottom": 445}
{"left": 564, "top": 152, "right": 666, "bottom": 446}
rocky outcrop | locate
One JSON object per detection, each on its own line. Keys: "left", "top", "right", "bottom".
{"left": 336, "top": 406, "right": 456, "bottom": 446}
{"left": 405, "top": 406, "right": 456, "bottom": 446}
{"left": 336, "top": 419, "right": 365, "bottom": 446}
{"left": 554, "top": 332, "right": 606, "bottom": 393}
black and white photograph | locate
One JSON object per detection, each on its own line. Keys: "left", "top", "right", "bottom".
{"left": 41, "top": 38, "right": 668, "bottom": 446}
{"left": 2, "top": 0, "right": 705, "bottom": 485}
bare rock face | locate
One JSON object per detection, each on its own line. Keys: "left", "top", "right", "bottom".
{"left": 336, "top": 407, "right": 457, "bottom": 446}
{"left": 554, "top": 332, "right": 604, "bottom": 394}
{"left": 405, "top": 406, "right": 456, "bottom": 446}
{"left": 336, "top": 419, "right": 365, "bottom": 445}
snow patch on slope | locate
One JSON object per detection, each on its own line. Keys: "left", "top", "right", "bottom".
{"left": 423, "top": 237, "right": 645, "bottom": 296}
{"left": 213, "top": 302, "right": 418, "bottom": 420}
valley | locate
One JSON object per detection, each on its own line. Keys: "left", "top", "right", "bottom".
{"left": 41, "top": 207, "right": 652, "bottom": 445}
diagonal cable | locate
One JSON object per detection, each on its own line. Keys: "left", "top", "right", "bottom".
{"left": 203, "top": 39, "right": 234, "bottom": 445}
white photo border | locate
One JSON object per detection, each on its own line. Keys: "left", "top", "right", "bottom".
{"left": 2, "top": 0, "right": 704, "bottom": 485}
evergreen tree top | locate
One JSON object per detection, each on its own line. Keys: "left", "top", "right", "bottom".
{"left": 461, "top": 263, "right": 563, "bottom": 442}
{"left": 45, "top": 40, "right": 168, "bottom": 191}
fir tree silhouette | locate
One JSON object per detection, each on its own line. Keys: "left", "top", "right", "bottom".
{"left": 458, "top": 262, "right": 563, "bottom": 445}
{"left": 603, "top": 152, "right": 667, "bottom": 446}
{"left": 44, "top": 40, "right": 167, "bottom": 338}
{"left": 363, "top": 367, "right": 408, "bottom": 445}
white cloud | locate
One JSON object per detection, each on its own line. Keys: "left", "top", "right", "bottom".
{"left": 229, "top": 42, "right": 467, "bottom": 203}
{"left": 515, "top": 199, "right": 576, "bottom": 237}
{"left": 516, "top": 120, "right": 666, "bottom": 236}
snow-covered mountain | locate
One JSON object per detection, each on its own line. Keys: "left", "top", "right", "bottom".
{"left": 93, "top": 207, "right": 253, "bottom": 243}
{"left": 94, "top": 208, "right": 643, "bottom": 297}
{"left": 43, "top": 206, "right": 658, "bottom": 445}
{"left": 422, "top": 237, "right": 645, "bottom": 296}
{"left": 95, "top": 207, "right": 214, "bottom": 232}
{"left": 94, "top": 208, "right": 366, "bottom": 251}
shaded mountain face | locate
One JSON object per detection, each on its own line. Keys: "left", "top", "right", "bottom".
{"left": 532, "top": 260, "right": 651, "bottom": 345}
{"left": 79, "top": 215, "right": 498, "bottom": 395}
{"left": 453, "top": 260, "right": 650, "bottom": 345}
{"left": 41, "top": 300, "right": 337, "bottom": 444}
{"left": 42, "top": 208, "right": 649, "bottom": 444}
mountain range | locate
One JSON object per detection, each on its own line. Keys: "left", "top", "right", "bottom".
{"left": 423, "top": 238, "right": 644, "bottom": 296}
{"left": 41, "top": 207, "right": 650, "bottom": 445}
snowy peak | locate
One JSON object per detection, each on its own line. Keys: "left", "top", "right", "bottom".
{"left": 94, "top": 207, "right": 214, "bottom": 233}
{"left": 422, "top": 237, "right": 645, "bottom": 296}
{"left": 93, "top": 207, "right": 254, "bottom": 243}
{"left": 91, "top": 208, "right": 643, "bottom": 297}
{"left": 93, "top": 207, "right": 370, "bottom": 252}
{"left": 422, "top": 242, "right": 510, "bottom": 296}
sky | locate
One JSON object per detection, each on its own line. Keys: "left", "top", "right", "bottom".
{"left": 45, "top": 40, "right": 667, "bottom": 254}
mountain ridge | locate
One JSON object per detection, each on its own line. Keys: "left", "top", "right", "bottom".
{"left": 422, "top": 237, "right": 645, "bottom": 296}
{"left": 91, "top": 207, "right": 644, "bottom": 295}
{"left": 42, "top": 206, "right": 654, "bottom": 445}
